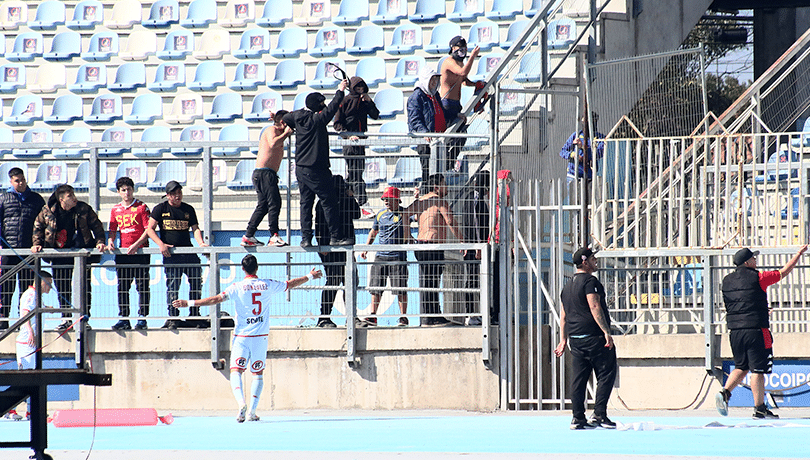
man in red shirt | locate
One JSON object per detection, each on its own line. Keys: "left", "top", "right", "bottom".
{"left": 107, "top": 177, "right": 151, "bottom": 330}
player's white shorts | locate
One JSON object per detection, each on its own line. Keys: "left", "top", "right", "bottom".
{"left": 16, "top": 342, "right": 36, "bottom": 370}
{"left": 230, "top": 335, "right": 268, "bottom": 374}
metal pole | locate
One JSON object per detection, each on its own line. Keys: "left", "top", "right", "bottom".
{"left": 202, "top": 147, "right": 213, "bottom": 244}
{"left": 481, "top": 244, "right": 491, "bottom": 364}
{"left": 34, "top": 256, "right": 42, "bottom": 371}
{"left": 209, "top": 252, "right": 223, "bottom": 369}
{"left": 345, "top": 249, "right": 358, "bottom": 366}
{"left": 704, "top": 254, "right": 719, "bottom": 378}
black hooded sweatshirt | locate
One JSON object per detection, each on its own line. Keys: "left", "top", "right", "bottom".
{"left": 283, "top": 89, "right": 344, "bottom": 169}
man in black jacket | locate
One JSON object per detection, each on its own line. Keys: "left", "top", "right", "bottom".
{"left": 283, "top": 79, "right": 352, "bottom": 248}
{"left": 0, "top": 168, "right": 45, "bottom": 330}
{"left": 716, "top": 245, "right": 806, "bottom": 419}
{"left": 334, "top": 76, "right": 380, "bottom": 206}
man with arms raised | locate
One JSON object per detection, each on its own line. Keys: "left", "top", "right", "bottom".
{"left": 440, "top": 36, "right": 480, "bottom": 170}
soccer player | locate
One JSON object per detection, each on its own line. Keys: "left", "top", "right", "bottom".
{"left": 17, "top": 270, "right": 54, "bottom": 370}
{"left": 173, "top": 254, "right": 322, "bottom": 422}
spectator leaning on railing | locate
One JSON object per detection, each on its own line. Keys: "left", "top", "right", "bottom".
{"left": 407, "top": 68, "right": 447, "bottom": 183}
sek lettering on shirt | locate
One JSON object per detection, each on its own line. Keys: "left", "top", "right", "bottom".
{"left": 161, "top": 219, "right": 190, "bottom": 231}
{"left": 115, "top": 212, "right": 140, "bottom": 229}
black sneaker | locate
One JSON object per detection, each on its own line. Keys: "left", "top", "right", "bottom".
{"left": 55, "top": 320, "right": 73, "bottom": 331}
{"left": 589, "top": 414, "right": 617, "bottom": 429}
{"left": 716, "top": 389, "right": 731, "bottom": 416}
{"left": 317, "top": 318, "right": 337, "bottom": 328}
{"left": 161, "top": 319, "right": 181, "bottom": 330}
{"left": 134, "top": 319, "right": 148, "bottom": 330}
{"left": 112, "top": 320, "right": 132, "bottom": 330}
{"left": 570, "top": 418, "right": 596, "bottom": 430}
{"left": 0, "top": 320, "right": 8, "bottom": 330}
{"left": 753, "top": 405, "right": 779, "bottom": 419}
{"left": 329, "top": 238, "right": 355, "bottom": 246}
{"left": 300, "top": 235, "right": 314, "bottom": 248}
{"left": 425, "top": 317, "right": 451, "bottom": 326}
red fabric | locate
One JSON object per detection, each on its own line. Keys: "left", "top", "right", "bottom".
{"left": 430, "top": 95, "right": 446, "bottom": 132}
{"left": 759, "top": 270, "right": 781, "bottom": 291}
{"left": 761, "top": 328, "right": 773, "bottom": 349}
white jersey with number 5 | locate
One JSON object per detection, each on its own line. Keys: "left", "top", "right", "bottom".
{"left": 222, "top": 276, "right": 288, "bottom": 337}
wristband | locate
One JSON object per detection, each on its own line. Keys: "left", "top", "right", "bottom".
{"left": 306, "top": 273, "right": 314, "bottom": 281}
{"left": 189, "top": 300, "right": 195, "bottom": 307}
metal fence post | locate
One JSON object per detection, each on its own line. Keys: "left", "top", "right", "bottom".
{"left": 481, "top": 244, "right": 491, "bottom": 364}
{"left": 89, "top": 149, "right": 100, "bottom": 211}
{"left": 703, "top": 254, "right": 719, "bottom": 378}
{"left": 202, "top": 147, "right": 213, "bottom": 244}
{"left": 345, "top": 248, "right": 358, "bottom": 366}
{"left": 209, "top": 252, "right": 223, "bottom": 369}
{"left": 75, "top": 255, "right": 86, "bottom": 369}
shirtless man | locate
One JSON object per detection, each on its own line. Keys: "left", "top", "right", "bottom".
{"left": 242, "top": 111, "right": 293, "bottom": 247}
{"left": 406, "top": 174, "right": 464, "bottom": 326}
{"left": 440, "top": 36, "right": 480, "bottom": 171}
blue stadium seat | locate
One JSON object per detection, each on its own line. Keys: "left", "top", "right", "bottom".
{"left": 0, "top": 34, "right": 6, "bottom": 57}
{"left": 409, "top": 0, "right": 445, "bottom": 23}
{"left": 29, "top": 63, "right": 67, "bottom": 93}
{"left": 190, "top": 159, "right": 228, "bottom": 191}
{"left": 389, "top": 157, "right": 422, "bottom": 187}
{"left": 149, "top": 63, "right": 186, "bottom": 91}
{"left": 277, "top": 159, "right": 298, "bottom": 189}
{"left": 172, "top": 126, "right": 209, "bottom": 155}
{"left": 120, "top": 30, "right": 157, "bottom": 61}
{"left": 67, "top": 1, "right": 104, "bottom": 29}
{"left": 354, "top": 57, "right": 386, "bottom": 88}
{"left": 468, "top": 21, "right": 500, "bottom": 51}
{"left": 7, "top": 95, "right": 43, "bottom": 125}
{"left": 148, "top": 160, "right": 187, "bottom": 191}
{"left": 107, "top": 0, "right": 142, "bottom": 29}
{"left": 54, "top": 127, "right": 92, "bottom": 158}
{"left": 30, "top": 161, "right": 68, "bottom": 192}
{"left": 125, "top": 93, "right": 163, "bottom": 125}
{"left": 257, "top": 0, "right": 292, "bottom": 27}
{"left": 371, "top": 120, "right": 408, "bottom": 152}
{"left": 30, "top": 1, "right": 65, "bottom": 30}
{"left": 188, "top": 61, "right": 226, "bottom": 91}
{"left": 227, "top": 159, "right": 256, "bottom": 190}
{"left": 293, "top": 92, "right": 308, "bottom": 110}
{"left": 229, "top": 61, "right": 266, "bottom": 90}
{"left": 295, "top": 0, "right": 331, "bottom": 26}
{"left": 449, "top": 0, "right": 484, "bottom": 22}
{"left": 233, "top": 29, "right": 271, "bottom": 59}
{"left": 165, "top": 93, "right": 203, "bottom": 123}
{"left": 310, "top": 24, "right": 346, "bottom": 57}
{"left": 193, "top": 29, "right": 230, "bottom": 59}
{"left": 363, "top": 158, "right": 387, "bottom": 187}
{"left": 386, "top": 24, "right": 423, "bottom": 55}
{"left": 499, "top": 83, "right": 525, "bottom": 115}
{"left": 109, "top": 161, "right": 147, "bottom": 191}
{"left": 0, "top": 2, "right": 26, "bottom": 30}
{"left": 158, "top": 29, "right": 194, "bottom": 60}
{"left": 69, "top": 64, "right": 107, "bottom": 93}
{"left": 308, "top": 60, "right": 344, "bottom": 89}
{"left": 371, "top": 0, "right": 408, "bottom": 25}
{"left": 133, "top": 125, "right": 171, "bottom": 157}
{"left": 0, "top": 161, "right": 25, "bottom": 177}
{"left": 464, "top": 116, "right": 489, "bottom": 149}
{"left": 82, "top": 31, "right": 119, "bottom": 61}
{"left": 45, "top": 94, "right": 83, "bottom": 124}
{"left": 0, "top": 64, "right": 25, "bottom": 92}
{"left": 73, "top": 161, "right": 108, "bottom": 192}
{"left": 472, "top": 53, "right": 504, "bottom": 81}
{"left": 109, "top": 62, "right": 147, "bottom": 91}
{"left": 86, "top": 94, "right": 124, "bottom": 124}
{"left": 0, "top": 128, "right": 11, "bottom": 155}
{"left": 390, "top": 56, "right": 425, "bottom": 87}
{"left": 206, "top": 93, "right": 243, "bottom": 122}
{"left": 44, "top": 31, "right": 81, "bottom": 61}
{"left": 374, "top": 88, "right": 404, "bottom": 119}
{"left": 14, "top": 128, "right": 53, "bottom": 157}
{"left": 782, "top": 187, "right": 801, "bottom": 220}
{"left": 501, "top": 20, "right": 533, "bottom": 49}
{"left": 525, "top": 0, "right": 555, "bottom": 18}
{"left": 99, "top": 127, "right": 132, "bottom": 156}
{"left": 486, "top": 0, "right": 521, "bottom": 20}
{"left": 271, "top": 27, "right": 307, "bottom": 58}
{"left": 334, "top": 0, "right": 368, "bottom": 25}
{"left": 515, "top": 51, "right": 544, "bottom": 83}
{"left": 267, "top": 60, "right": 304, "bottom": 89}
{"left": 8, "top": 32, "right": 44, "bottom": 61}
{"left": 213, "top": 124, "right": 250, "bottom": 156}
{"left": 347, "top": 23, "right": 384, "bottom": 55}
{"left": 181, "top": 0, "right": 217, "bottom": 28}
{"left": 220, "top": 0, "right": 255, "bottom": 27}
{"left": 548, "top": 18, "right": 577, "bottom": 49}
{"left": 144, "top": 0, "right": 180, "bottom": 28}
{"left": 425, "top": 23, "right": 461, "bottom": 54}
{"left": 246, "top": 91, "right": 283, "bottom": 122}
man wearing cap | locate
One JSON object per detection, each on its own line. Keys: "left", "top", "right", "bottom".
{"left": 554, "top": 247, "right": 617, "bottom": 430}
{"left": 440, "top": 36, "right": 480, "bottom": 170}
{"left": 407, "top": 68, "right": 446, "bottom": 182}
{"left": 146, "top": 181, "right": 210, "bottom": 329}
{"left": 716, "top": 245, "right": 807, "bottom": 419}
{"left": 283, "top": 79, "right": 352, "bottom": 248}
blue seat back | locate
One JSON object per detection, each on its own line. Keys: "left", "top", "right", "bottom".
{"left": 46, "top": 94, "right": 83, "bottom": 123}
{"left": 44, "top": 31, "right": 81, "bottom": 60}
{"left": 548, "top": 17, "right": 577, "bottom": 49}
{"left": 270, "top": 60, "right": 304, "bottom": 87}
{"left": 100, "top": 126, "right": 132, "bottom": 156}
{"left": 410, "top": 0, "right": 446, "bottom": 22}
{"left": 355, "top": 57, "right": 386, "bottom": 87}
{"left": 208, "top": 92, "right": 243, "bottom": 118}
{"left": 182, "top": 0, "right": 217, "bottom": 27}
{"left": 10, "top": 32, "right": 44, "bottom": 59}
{"left": 349, "top": 23, "right": 384, "bottom": 55}
{"left": 68, "top": 0, "right": 104, "bottom": 29}
{"left": 468, "top": 21, "right": 499, "bottom": 50}
{"left": 0, "top": 64, "right": 26, "bottom": 91}
{"left": 111, "top": 62, "right": 147, "bottom": 90}
{"left": 248, "top": 91, "right": 283, "bottom": 120}
{"left": 258, "top": 0, "right": 293, "bottom": 26}
{"left": 487, "top": 0, "right": 521, "bottom": 19}
{"left": 146, "top": 0, "right": 180, "bottom": 27}
{"left": 10, "top": 94, "right": 43, "bottom": 119}
{"left": 234, "top": 61, "right": 266, "bottom": 83}
{"left": 450, "top": 0, "right": 484, "bottom": 21}
{"left": 151, "top": 62, "right": 186, "bottom": 88}
{"left": 31, "top": 1, "right": 66, "bottom": 29}
{"left": 334, "top": 0, "right": 369, "bottom": 25}
{"left": 114, "top": 160, "right": 148, "bottom": 187}
{"left": 133, "top": 125, "right": 172, "bottom": 157}
{"left": 149, "top": 160, "right": 187, "bottom": 191}
{"left": 388, "top": 24, "right": 422, "bottom": 51}
{"left": 89, "top": 94, "right": 123, "bottom": 119}
{"left": 160, "top": 29, "right": 194, "bottom": 56}
{"left": 235, "top": 29, "right": 270, "bottom": 58}
{"left": 311, "top": 25, "right": 346, "bottom": 56}
{"left": 191, "top": 60, "right": 226, "bottom": 87}
{"left": 126, "top": 93, "right": 163, "bottom": 123}
{"left": 426, "top": 23, "right": 461, "bottom": 53}
{"left": 273, "top": 27, "right": 307, "bottom": 57}
{"left": 54, "top": 127, "right": 92, "bottom": 157}
{"left": 391, "top": 56, "right": 425, "bottom": 86}
{"left": 503, "top": 19, "right": 532, "bottom": 48}
{"left": 213, "top": 124, "right": 250, "bottom": 156}
{"left": 373, "top": 88, "right": 404, "bottom": 118}
{"left": 373, "top": 0, "right": 408, "bottom": 24}
{"left": 31, "top": 161, "right": 68, "bottom": 191}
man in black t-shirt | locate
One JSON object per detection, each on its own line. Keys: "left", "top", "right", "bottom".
{"left": 146, "top": 181, "right": 209, "bottom": 329}
{"left": 554, "top": 247, "right": 617, "bottom": 430}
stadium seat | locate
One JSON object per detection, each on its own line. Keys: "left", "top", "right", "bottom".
{"left": 229, "top": 61, "right": 266, "bottom": 90}
{"left": 515, "top": 51, "right": 544, "bottom": 83}
{"left": 0, "top": 1, "right": 27, "bottom": 30}
{"left": 468, "top": 21, "right": 500, "bottom": 51}
{"left": 295, "top": 0, "right": 331, "bottom": 26}
{"left": 99, "top": 127, "right": 132, "bottom": 156}
{"left": 347, "top": 24, "right": 384, "bottom": 55}
{"left": 213, "top": 124, "right": 250, "bottom": 156}
{"left": 270, "top": 27, "right": 307, "bottom": 58}
{"left": 0, "top": 64, "right": 25, "bottom": 92}
{"left": 8, "top": 32, "right": 44, "bottom": 61}
{"left": 409, "top": 0, "right": 445, "bottom": 23}
{"left": 548, "top": 18, "right": 577, "bottom": 49}
{"left": 206, "top": 93, "right": 243, "bottom": 122}
{"left": 390, "top": 56, "right": 426, "bottom": 87}
{"left": 109, "top": 62, "right": 147, "bottom": 92}
{"left": 121, "top": 30, "right": 157, "bottom": 60}
{"left": 133, "top": 125, "right": 171, "bottom": 157}
{"left": 29, "top": 63, "right": 67, "bottom": 93}
{"left": 386, "top": 24, "right": 423, "bottom": 55}
{"left": 781, "top": 187, "right": 801, "bottom": 220}
{"left": 30, "top": 161, "right": 68, "bottom": 192}
{"left": 172, "top": 126, "right": 209, "bottom": 155}
{"left": 148, "top": 63, "right": 186, "bottom": 91}
{"left": 69, "top": 64, "right": 107, "bottom": 93}
{"left": 464, "top": 116, "right": 489, "bottom": 149}
{"left": 257, "top": 0, "right": 292, "bottom": 27}
{"left": 54, "top": 127, "right": 92, "bottom": 158}
{"left": 310, "top": 24, "right": 346, "bottom": 57}
{"left": 181, "top": 0, "right": 217, "bottom": 28}
{"left": 67, "top": 0, "right": 104, "bottom": 29}
{"left": 0, "top": 129, "right": 11, "bottom": 155}
{"left": 354, "top": 57, "right": 386, "bottom": 88}
{"left": 86, "top": 94, "right": 124, "bottom": 124}
{"left": 107, "top": 0, "right": 142, "bottom": 29}
{"left": 0, "top": 34, "right": 6, "bottom": 57}
{"left": 45, "top": 94, "right": 83, "bottom": 124}
{"left": 7, "top": 95, "right": 43, "bottom": 125}
{"left": 389, "top": 157, "right": 422, "bottom": 187}
{"left": 374, "top": 88, "right": 404, "bottom": 119}
{"left": 125, "top": 93, "right": 163, "bottom": 124}
{"left": 363, "top": 158, "right": 387, "bottom": 187}
{"left": 44, "top": 31, "right": 81, "bottom": 61}
{"left": 73, "top": 161, "right": 109, "bottom": 192}
{"left": 499, "top": 83, "right": 525, "bottom": 115}
{"left": 293, "top": 91, "right": 309, "bottom": 110}
{"left": 193, "top": 29, "right": 230, "bottom": 59}
{"left": 444, "top": 152, "right": 468, "bottom": 186}
{"left": 158, "top": 29, "right": 194, "bottom": 60}
{"left": 501, "top": 19, "right": 533, "bottom": 49}
{"left": 268, "top": 60, "right": 306, "bottom": 89}
{"left": 82, "top": 31, "right": 120, "bottom": 61}
{"left": 109, "top": 161, "right": 147, "bottom": 191}
{"left": 246, "top": 91, "right": 283, "bottom": 122}
{"left": 14, "top": 128, "right": 53, "bottom": 157}
{"left": 220, "top": 0, "right": 255, "bottom": 27}
{"left": 190, "top": 159, "right": 227, "bottom": 191}
{"left": 449, "top": 0, "right": 484, "bottom": 22}
{"left": 233, "top": 29, "right": 271, "bottom": 59}
{"left": 308, "top": 60, "right": 344, "bottom": 89}
{"left": 370, "top": 120, "right": 408, "bottom": 153}
{"left": 144, "top": 0, "right": 180, "bottom": 28}
{"left": 334, "top": 0, "right": 368, "bottom": 25}
{"left": 0, "top": 161, "right": 25, "bottom": 177}
{"left": 425, "top": 23, "right": 461, "bottom": 54}
{"left": 227, "top": 159, "right": 256, "bottom": 190}
{"left": 188, "top": 61, "right": 226, "bottom": 91}
{"left": 371, "top": 0, "right": 408, "bottom": 25}
{"left": 525, "top": 0, "right": 555, "bottom": 18}
{"left": 30, "top": 1, "right": 65, "bottom": 30}
{"left": 148, "top": 160, "right": 187, "bottom": 191}
{"left": 165, "top": 93, "right": 203, "bottom": 123}
{"left": 472, "top": 53, "right": 504, "bottom": 81}
{"left": 486, "top": 0, "right": 521, "bottom": 20}
{"left": 277, "top": 159, "right": 298, "bottom": 189}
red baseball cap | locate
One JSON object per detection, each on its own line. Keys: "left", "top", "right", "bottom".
{"left": 381, "top": 187, "right": 401, "bottom": 200}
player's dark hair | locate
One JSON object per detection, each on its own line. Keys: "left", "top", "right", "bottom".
{"left": 273, "top": 110, "right": 288, "bottom": 124}
{"left": 116, "top": 176, "right": 135, "bottom": 191}
{"left": 241, "top": 254, "right": 258, "bottom": 275}
{"left": 8, "top": 167, "right": 24, "bottom": 179}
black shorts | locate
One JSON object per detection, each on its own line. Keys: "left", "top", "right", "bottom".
{"left": 730, "top": 328, "right": 773, "bottom": 374}
{"left": 369, "top": 258, "right": 408, "bottom": 296}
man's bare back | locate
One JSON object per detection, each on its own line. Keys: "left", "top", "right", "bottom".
{"left": 256, "top": 121, "right": 293, "bottom": 171}
{"left": 407, "top": 192, "right": 462, "bottom": 243}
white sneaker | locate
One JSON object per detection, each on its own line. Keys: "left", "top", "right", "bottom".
{"left": 247, "top": 413, "right": 260, "bottom": 422}
{"left": 269, "top": 234, "right": 288, "bottom": 247}
{"left": 237, "top": 406, "right": 247, "bottom": 423}
{"left": 241, "top": 236, "right": 264, "bottom": 247}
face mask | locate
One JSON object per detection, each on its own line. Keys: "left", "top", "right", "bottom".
{"left": 453, "top": 49, "right": 467, "bottom": 60}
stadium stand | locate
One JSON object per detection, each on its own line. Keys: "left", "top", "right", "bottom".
{"left": 472, "top": 53, "right": 504, "bottom": 81}
{"left": 292, "top": 91, "right": 308, "bottom": 110}
{"left": 0, "top": 128, "right": 12, "bottom": 155}
{"left": 109, "top": 62, "right": 147, "bottom": 92}
{"left": 502, "top": 19, "right": 532, "bottom": 49}
{"left": 548, "top": 17, "right": 577, "bottom": 49}
{"left": 190, "top": 159, "right": 228, "bottom": 191}
{"left": 233, "top": 28, "right": 271, "bottom": 58}
{"left": 30, "top": 1, "right": 63, "bottom": 30}
{"left": 45, "top": 94, "right": 83, "bottom": 124}
{"left": 389, "top": 156, "right": 423, "bottom": 187}
{"left": 363, "top": 157, "right": 388, "bottom": 187}
{"left": 133, "top": 126, "right": 172, "bottom": 157}
{"left": 125, "top": 93, "right": 164, "bottom": 125}
{"left": 109, "top": 160, "right": 147, "bottom": 191}
{"left": 515, "top": 51, "right": 544, "bottom": 82}
{"left": 213, "top": 124, "right": 250, "bottom": 156}
{"left": 8, "top": 32, "right": 44, "bottom": 61}
{"left": 54, "top": 127, "right": 93, "bottom": 158}
{"left": 370, "top": 120, "right": 408, "bottom": 153}
{"left": 0, "top": 162, "right": 26, "bottom": 179}
{"left": 374, "top": 88, "right": 405, "bottom": 118}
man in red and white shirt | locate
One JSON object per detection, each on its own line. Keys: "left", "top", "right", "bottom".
{"left": 173, "top": 254, "right": 321, "bottom": 423}
{"left": 107, "top": 177, "right": 151, "bottom": 331}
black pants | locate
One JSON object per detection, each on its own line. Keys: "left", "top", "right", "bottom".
{"left": 296, "top": 165, "right": 342, "bottom": 241}
{"left": 464, "top": 251, "right": 479, "bottom": 314}
{"left": 344, "top": 145, "right": 367, "bottom": 206}
{"left": 318, "top": 251, "right": 346, "bottom": 317}
{"left": 1, "top": 255, "right": 35, "bottom": 320}
{"left": 115, "top": 254, "right": 151, "bottom": 317}
{"left": 417, "top": 144, "right": 431, "bottom": 183}
{"left": 246, "top": 168, "right": 282, "bottom": 237}
{"left": 569, "top": 335, "right": 618, "bottom": 420}
{"left": 164, "top": 254, "right": 202, "bottom": 317}
{"left": 415, "top": 249, "right": 444, "bottom": 316}
{"left": 50, "top": 256, "right": 99, "bottom": 318}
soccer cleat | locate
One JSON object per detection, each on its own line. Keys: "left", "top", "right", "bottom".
{"left": 240, "top": 235, "right": 265, "bottom": 247}
{"left": 398, "top": 317, "right": 409, "bottom": 327}
{"left": 237, "top": 406, "right": 247, "bottom": 423}
{"left": 589, "top": 414, "right": 616, "bottom": 429}
{"left": 55, "top": 320, "right": 72, "bottom": 331}
{"left": 247, "top": 413, "right": 260, "bottom": 422}
{"left": 753, "top": 405, "right": 779, "bottom": 419}
{"left": 112, "top": 319, "right": 132, "bottom": 330}
{"left": 570, "top": 418, "right": 596, "bottom": 430}
{"left": 269, "top": 234, "right": 288, "bottom": 247}
{"left": 716, "top": 389, "right": 730, "bottom": 416}
{"left": 134, "top": 319, "right": 148, "bottom": 330}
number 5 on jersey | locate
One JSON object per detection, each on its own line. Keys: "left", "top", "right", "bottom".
{"left": 252, "top": 292, "right": 262, "bottom": 315}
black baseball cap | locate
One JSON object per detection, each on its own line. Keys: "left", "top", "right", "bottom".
{"left": 573, "top": 247, "right": 596, "bottom": 266}
{"left": 733, "top": 248, "right": 759, "bottom": 266}
{"left": 164, "top": 180, "right": 182, "bottom": 195}
{"left": 449, "top": 35, "right": 466, "bottom": 50}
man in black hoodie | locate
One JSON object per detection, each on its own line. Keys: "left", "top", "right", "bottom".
{"left": 334, "top": 76, "right": 380, "bottom": 206}
{"left": 283, "top": 79, "right": 352, "bottom": 247}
